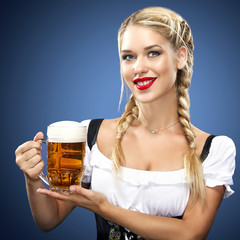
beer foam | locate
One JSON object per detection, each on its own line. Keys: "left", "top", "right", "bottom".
{"left": 47, "top": 121, "right": 86, "bottom": 143}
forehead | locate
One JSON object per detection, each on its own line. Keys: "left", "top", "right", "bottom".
{"left": 121, "top": 25, "right": 169, "bottom": 50}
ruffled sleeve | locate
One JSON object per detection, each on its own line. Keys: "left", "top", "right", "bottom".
{"left": 79, "top": 119, "right": 92, "bottom": 184}
{"left": 203, "top": 136, "right": 236, "bottom": 198}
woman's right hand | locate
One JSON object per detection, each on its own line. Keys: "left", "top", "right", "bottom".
{"left": 15, "top": 132, "right": 76, "bottom": 232}
{"left": 15, "top": 132, "right": 44, "bottom": 181}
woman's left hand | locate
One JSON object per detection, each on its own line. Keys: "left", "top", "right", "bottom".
{"left": 37, "top": 186, "right": 110, "bottom": 215}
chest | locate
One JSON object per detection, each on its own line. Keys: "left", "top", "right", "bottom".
{"left": 90, "top": 145, "right": 190, "bottom": 217}
{"left": 120, "top": 130, "right": 188, "bottom": 171}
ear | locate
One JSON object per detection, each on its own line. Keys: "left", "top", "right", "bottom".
{"left": 176, "top": 46, "right": 187, "bottom": 69}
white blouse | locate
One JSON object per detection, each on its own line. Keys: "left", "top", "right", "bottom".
{"left": 81, "top": 120, "right": 236, "bottom": 217}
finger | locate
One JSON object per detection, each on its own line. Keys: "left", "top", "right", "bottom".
{"left": 69, "top": 185, "right": 93, "bottom": 199}
{"left": 16, "top": 148, "right": 41, "bottom": 169}
{"left": 23, "top": 153, "right": 43, "bottom": 169}
{"left": 15, "top": 141, "right": 41, "bottom": 156}
{"left": 37, "top": 188, "right": 74, "bottom": 203}
{"left": 19, "top": 155, "right": 43, "bottom": 175}
{"left": 16, "top": 148, "right": 41, "bottom": 171}
{"left": 25, "top": 161, "right": 44, "bottom": 180}
{"left": 23, "top": 148, "right": 41, "bottom": 162}
{"left": 33, "top": 132, "right": 44, "bottom": 142}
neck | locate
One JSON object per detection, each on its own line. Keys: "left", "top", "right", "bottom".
{"left": 137, "top": 89, "right": 179, "bottom": 132}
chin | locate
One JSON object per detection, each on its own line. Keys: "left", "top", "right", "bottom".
{"left": 134, "top": 95, "right": 157, "bottom": 104}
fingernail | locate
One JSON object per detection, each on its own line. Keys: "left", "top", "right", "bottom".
{"left": 70, "top": 186, "right": 76, "bottom": 192}
{"left": 37, "top": 188, "right": 45, "bottom": 194}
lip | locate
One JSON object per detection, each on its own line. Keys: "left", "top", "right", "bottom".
{"left": 133, "top": 77, "right": 157, "bottom": 90}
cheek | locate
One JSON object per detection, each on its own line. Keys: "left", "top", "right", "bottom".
{"left": 156, "top": 58, "right": 177, "bottom": 80}
{"left": 121, "top": 64, "right": 133, "bottom": 81}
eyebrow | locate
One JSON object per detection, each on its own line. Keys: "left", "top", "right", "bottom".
{"left": 120, "top": 44, "right": 163, "bottom": 53}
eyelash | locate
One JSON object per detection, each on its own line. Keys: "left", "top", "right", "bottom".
{"left": 122, "top": 55, "right": 134, "bottom": 61}
{"left": 122, "top": 51, "right": 160, "bottom": 61}
{"left": 148, "top": 51, "right": 160, "bottom": 57}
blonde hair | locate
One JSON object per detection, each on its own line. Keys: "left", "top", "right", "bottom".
{"left": 112, "top": 7, "right": 205, "bottom": 203}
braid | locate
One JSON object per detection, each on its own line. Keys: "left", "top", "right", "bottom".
{"left": 177, "top": 79, "right": 205, "bottom": 203}
{"left": 176, "top": 21, "right": 205, "bottom": 203}
{"left": 112, "top": 95, "right": 139, "bottom": 172}
{"left": 117, "top": 7, "right": 206, "bottom": 203}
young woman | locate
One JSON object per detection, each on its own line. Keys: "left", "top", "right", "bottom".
{"left": 15, "top": 7, "right": 236, "bottom": 240}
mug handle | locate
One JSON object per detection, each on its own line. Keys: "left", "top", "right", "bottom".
{"left": 38, "top": 139, "right": 49, "bottom": 186}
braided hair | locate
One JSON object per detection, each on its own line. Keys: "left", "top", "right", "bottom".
{"left": 113, "top": 7, "right": 205, "bottom": 203}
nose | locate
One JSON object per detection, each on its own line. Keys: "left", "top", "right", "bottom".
{"left": 133, "top": 57, "right": 148, "bottom": 75}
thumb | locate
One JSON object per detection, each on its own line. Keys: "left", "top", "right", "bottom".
{"left": 33, "top": 132, "right": 44, "bottom": 142}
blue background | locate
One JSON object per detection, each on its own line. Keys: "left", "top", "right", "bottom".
{"left": 1, "top": 0, "right": 239, "bottom": 239}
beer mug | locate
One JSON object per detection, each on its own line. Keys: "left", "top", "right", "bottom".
{"left": 39, "top": 121, "right": 87, "bottom": 192}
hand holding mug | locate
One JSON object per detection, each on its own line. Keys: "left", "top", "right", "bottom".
{"left": 16, "top": 121, "right": 87, "bottom": 193}
{"left": 15, "top": 132, "right": 44, "bottom": 181}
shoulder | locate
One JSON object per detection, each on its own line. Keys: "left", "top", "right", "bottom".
{"left": 212, "top": 135, "right": 235, "bottom": 146}
{"left": 80, "top": 119, "right": 91, "bottom": 127}
{"left": 80, "top": 118, "right": 119, "bottom": 130}
{"left": 81, "top": 118, "right": 120, "bottom": 158}
{"left": 192, "top": 125, "right": 236, "bottom": 158}
{"left": 80, "top": 118, "right": 119, "bottom": 135}
{"left": 80, "top": 118, "right": 119, "bottom": 141}
{"left": 203, "top": 135, "right": 236, "bottom": 198}
{"left": 98, "top": 118, "right": 120, "bottom": 158}
{"left": 192, "top": 126, "right": 211, "bottom": 156}
{"left": 209, "top": 135, "right": 236, "bottom": 156}
{"left": 98, "top": 118, "right": 119, "bottom": 145}
{"left": 202, "top": 135, "right": 236, "bottom": 170}
{"left": 100, "top": 118, "right": 120, "bottom": 133}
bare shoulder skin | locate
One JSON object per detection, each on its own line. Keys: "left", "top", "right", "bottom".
{"left": 96, "top": 118, "right": 119, "bottom": 159}
{"left": 192, "top": 125, "right": 211, "bottom": 157}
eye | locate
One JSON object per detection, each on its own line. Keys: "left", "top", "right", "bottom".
{"left": 148, "top": 51, "right": 160, "bottom": 57}
{"left": 122, "top": 55, "right": 135, "bottom": 61}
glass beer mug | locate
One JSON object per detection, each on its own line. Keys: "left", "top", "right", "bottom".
{"left": 39, "top": 121, "right": 87, "bottom": 192}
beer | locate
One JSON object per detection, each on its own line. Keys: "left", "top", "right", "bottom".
{"left": 45, "top": 121, "right": 86, "bottom": 192}
{"left": 47, "top": 142, "right": 85, "bottom": 192}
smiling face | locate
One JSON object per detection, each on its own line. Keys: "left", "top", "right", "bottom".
{"left": 120, "top": 25, "right": 181, "bottom": 104}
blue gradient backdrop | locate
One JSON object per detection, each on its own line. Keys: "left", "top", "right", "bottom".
{"left": 1, "top": 0, "right": 239, "bottom": 239}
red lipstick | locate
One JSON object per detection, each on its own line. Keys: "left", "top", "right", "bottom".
{"left": 133, "top": 77, "right": 157, "bottom": 90}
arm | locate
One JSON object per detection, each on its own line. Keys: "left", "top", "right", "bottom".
{"left": 38, "top": 184, "right": 224, "bottom": 239}
{"left": 102, "top": 186, "right": 224, "bottom": 240}
{"left": 24, "top": 177, "right": 76, "bottom": 232}
{"left": 15, "top": 132, "right": 85, "bottom": 232}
